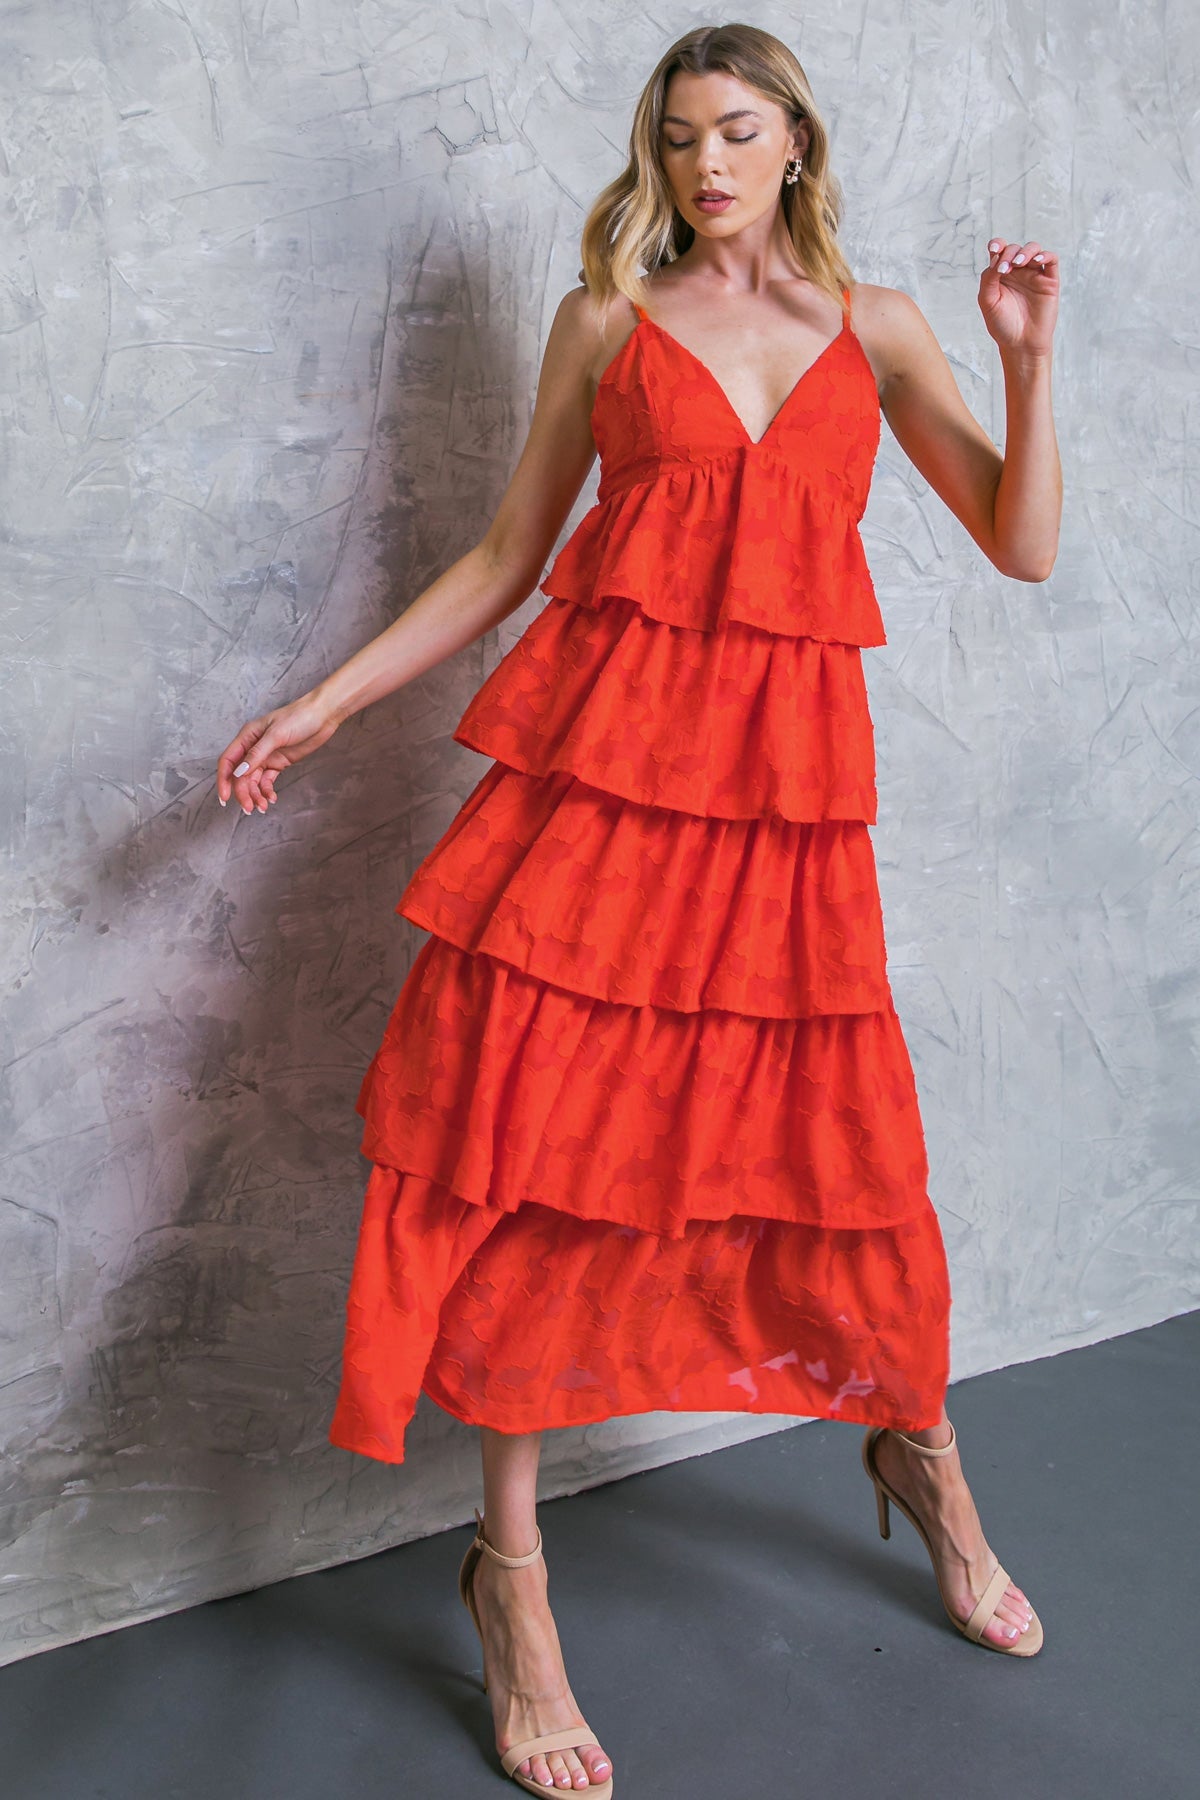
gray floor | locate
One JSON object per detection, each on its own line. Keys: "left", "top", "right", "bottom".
{"left": 3, "top": 1311, "right": 1197, "bottom": 1800}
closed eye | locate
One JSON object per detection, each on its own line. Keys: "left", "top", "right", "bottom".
{"left": 665, "top": 134, "right": 757, "bottom": 149}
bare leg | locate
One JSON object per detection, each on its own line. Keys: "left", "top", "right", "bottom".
{"left": 871, "top": 1405, "right": 1036, "bottom": 1648}
{"left": 468, "top": 1426, "right": 613, "bottom": 1790}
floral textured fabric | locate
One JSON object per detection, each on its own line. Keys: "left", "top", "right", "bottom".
{"left": 328, "top": 285, "right": 952, "bottom": 1465}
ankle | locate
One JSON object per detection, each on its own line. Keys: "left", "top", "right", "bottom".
{"left": 475, "top": 1547, "right": 550, "bottom": 1613}
{"left": 479, "top": 1509, "right": 542, "bottom": 1562}
{"left": 894, "top": 1419, "right": 954, "bottom": 1453}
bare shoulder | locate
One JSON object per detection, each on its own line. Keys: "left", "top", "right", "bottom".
{"left": 847, "top": 281, "right": 950, "bottom": 397}
{"left": 551, "top": 282, "right": 601, "bottom": 338}
{"left": 547, "top": 283, "right": 640, "bottom": 394}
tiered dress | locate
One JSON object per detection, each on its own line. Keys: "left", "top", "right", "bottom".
{"left": 328, "top": 282, "right": 952, "bottom": 1466}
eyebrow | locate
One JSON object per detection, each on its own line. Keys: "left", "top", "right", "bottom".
{"left": 661, "top": 108, "right": 764, "bottom": 126}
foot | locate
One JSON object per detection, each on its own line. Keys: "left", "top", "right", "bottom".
{"left": 872, "top": 1425, "right": 1036, "bottom": 1649}
{"left": 469, "top": 1537, "right": 612, "bottom": 1790}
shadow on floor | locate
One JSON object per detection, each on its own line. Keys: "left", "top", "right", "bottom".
{"left": 2, "top": 1310, "right": 1196, "bottom": 1800}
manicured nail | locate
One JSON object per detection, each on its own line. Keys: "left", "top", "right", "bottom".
{"left": 1006, "top": 1627, "right": 1018, "bottom": 1638}
{"left": 998, "top": 260, "right": 1009, "bottom": 272}
{"left": 218, "top": 795, "right": 226, "bottom": 806}
{"left": 233, "top": 760, "right": 250, "bottom": 776}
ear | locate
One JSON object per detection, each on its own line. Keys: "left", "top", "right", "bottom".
{"left": 792, "top": 118, "right": 813, "bottom": 160}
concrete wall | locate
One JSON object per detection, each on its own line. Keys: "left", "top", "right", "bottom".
{"left": 1, "top": 2, "right": 1196, "bottom": 1666}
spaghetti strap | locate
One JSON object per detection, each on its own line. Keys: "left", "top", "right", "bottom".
{"left": 632, "top": 299, "right": 648, "bottom": 322}
{"left": 841, "top": 282, "right": 852, "bottom": 325}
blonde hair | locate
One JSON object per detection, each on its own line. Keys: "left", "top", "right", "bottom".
{"left": 578, "top": 22, "right": 853, "bottom": 329}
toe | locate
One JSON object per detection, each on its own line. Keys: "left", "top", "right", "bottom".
{"left": 547, "top": 1749, "right": 573, "bottom": 1787}
{"left": 558, "top": 1746, "right": 591, "bottom": 1788}
{"left": 559, "top": 1747, "right": 583, "bottom": 1787}
{"left": 985, "top": 1613, "right": 1023, "bottom": 1646}
{"left": 984, "top": 1593, "right": 1032, "bottom": 1645}
{"left": 527, "top": 1752, "right": 555, "bottom": 1787}
{"left": 579, "top": 1744, "right": 612, "bottom": 1786}
{"left": 1001, "top": 1580, "right": 1034, "bottom": 1628}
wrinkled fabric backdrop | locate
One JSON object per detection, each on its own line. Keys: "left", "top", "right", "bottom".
{"left": 1, "top": 0, "right": 1196, "bottom": 1665}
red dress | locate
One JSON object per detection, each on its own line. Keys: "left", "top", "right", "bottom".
{"left": 328, "top": 283, "right": 952, "bottom": 1464}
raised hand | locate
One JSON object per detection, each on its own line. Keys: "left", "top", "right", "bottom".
{"left": 980, "top": 237, "right": 1059, "bottom": 355}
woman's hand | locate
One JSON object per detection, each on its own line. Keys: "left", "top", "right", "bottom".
{"left": 215, "top": 691, "right": 342, "bottom": 814}
{"left": 980, "top": 237, "right": 1059, "bottom": 356}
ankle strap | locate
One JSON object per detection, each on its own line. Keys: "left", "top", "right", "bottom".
{"left": 472, "top": 1506, "right": 543, "bottom": 1566}
{"left": 890, "top": 1421, "right": 956, "bottom": 1457}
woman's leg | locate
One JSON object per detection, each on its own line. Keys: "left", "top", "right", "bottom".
{"left": 871, "top": 1405, "right": 1036, "bottom": 1647}
{"left": 470, "top": 1426, "right": 613, "bottom": 1791}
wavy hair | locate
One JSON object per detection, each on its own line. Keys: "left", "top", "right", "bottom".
{"left": 578, "top": 22, "right": 853, "bottom": 330}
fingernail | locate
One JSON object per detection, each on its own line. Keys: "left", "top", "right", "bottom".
{"left": 218, "top": 796, "right": 226, "bottom": 807}
{"left": 1013, "top": 253, "right": 1025, "bottom": 264}
{"left": 998, "top": 260, "right": 1009, "bottom": 272}
{"left": 233, "top": 760, "right": 250, "bottom": 776}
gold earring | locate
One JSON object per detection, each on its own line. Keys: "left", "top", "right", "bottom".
{"left": 784, "top": 155, "right": 803, "bottom": 185}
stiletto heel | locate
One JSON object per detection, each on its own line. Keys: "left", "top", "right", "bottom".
{"left": 861, "top": 1423, "right": 1044, "bottom": 1657}
{"left": 457, "top": 1507, "right": 615, "bottom": 1795}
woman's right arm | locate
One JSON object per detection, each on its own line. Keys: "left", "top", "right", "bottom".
{"left": 215, "top": 285, "right": 610, "bottom": 815}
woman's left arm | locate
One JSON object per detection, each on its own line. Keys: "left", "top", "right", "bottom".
{"left": 866, "top": 240, "right": 1062, "bottom": 581}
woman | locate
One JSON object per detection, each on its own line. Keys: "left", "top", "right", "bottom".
{"left": 217, "top": 23, "right": 1060, "bottom": 1797}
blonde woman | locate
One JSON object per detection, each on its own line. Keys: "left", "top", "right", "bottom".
{"left": 218, "top": 22, "right": 1059, "bottom": 1797}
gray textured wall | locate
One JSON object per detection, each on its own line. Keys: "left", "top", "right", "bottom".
{"left": 2, "top": 2, "right": 1197, "bottom": 1667}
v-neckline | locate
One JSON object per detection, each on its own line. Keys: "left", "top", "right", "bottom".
{"left": 635, "top": 309, "right": 849, "bottom": 449}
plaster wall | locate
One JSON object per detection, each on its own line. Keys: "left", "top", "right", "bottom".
{"left": 1, "top": 1, "right": 1196, "bottom": 1665}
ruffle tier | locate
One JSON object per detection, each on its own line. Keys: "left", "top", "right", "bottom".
{"left": 332, "top": 530, "right": 951, "bottom": 1464}
{"left": 454, "top": 594, "right": 878, "bottom": 822}
{"left": 397, "top": 763, "right": 891, "bottom": 1016}
{"left": 326, "top": 1169, "right": 953, "bottom": 1465}
{"left": 354, "top": 934, "right": 932, "bottom": 1240}
{"left": 542, "top": 450, "right": 886, "bottom": 642}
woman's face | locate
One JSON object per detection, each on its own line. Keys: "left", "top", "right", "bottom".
{"left": 659, "top": 68, "right": 808, "bottom": 237}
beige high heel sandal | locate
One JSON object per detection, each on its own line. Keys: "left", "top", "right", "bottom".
{"left": 861, "top": 1423, "right": 1044, "bottom": 1656}
{"left": 458, "top": 1507, "right": 615, "bottom": 1796}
